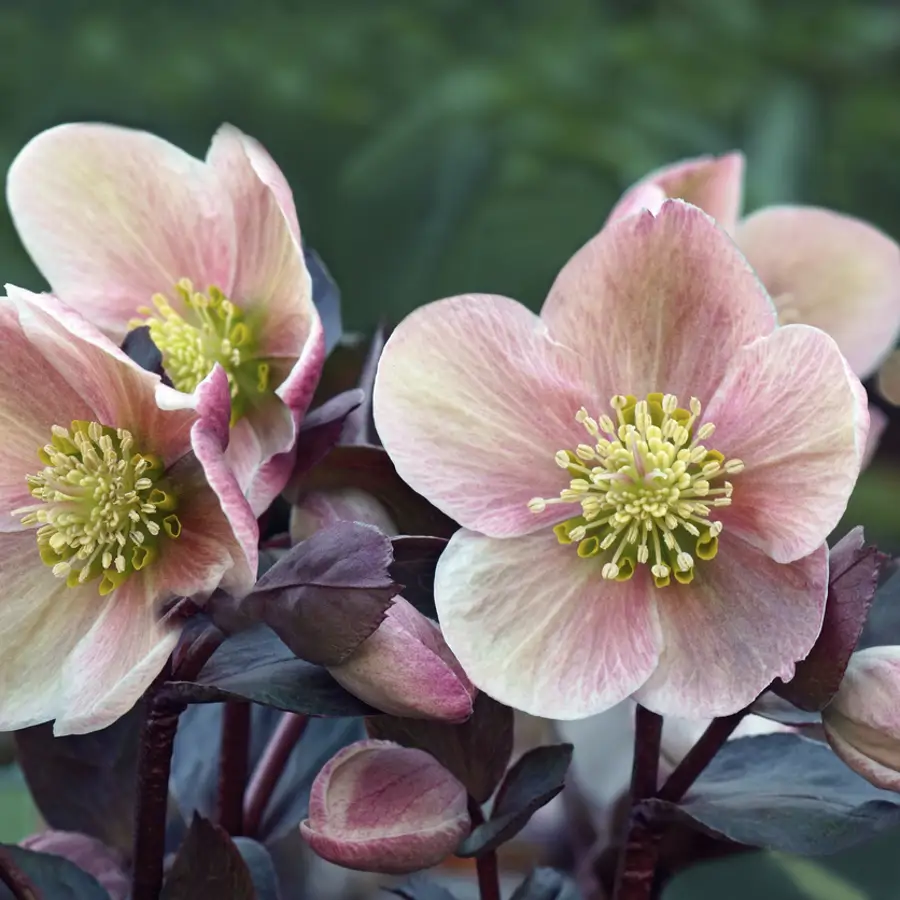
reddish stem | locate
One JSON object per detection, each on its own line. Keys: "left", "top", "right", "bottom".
{"left": 467, "top": 797, "right": 500, "bottom": 900}
{"left": 657, "top": 709, "right": 748, "bottom": 803}
{"left": 243, "top": 712, "right": 309, "bottom": 838}
{"left": 218, "top": 701, "right": 252, "bottom": 835}
{"left": 612, "top": 705, "right": 663, "bottom": 900}
{"left": 0, "top": 847, "right": 40, "bottom": 900}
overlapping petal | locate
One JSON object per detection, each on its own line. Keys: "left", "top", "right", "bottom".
{"left": 634, "top": 537, "right": 828, "bottom": 717}
{"left": 541, "top": 201, "right": 776, "bottom": 406}
{"left": 374, "top": 294, "right": 597, "bottom": 537}
{"left": 6, "top": 123, "right": 235, "bottom": 340}
{"left": 737, "top": 206, "right": 900, "bottom": 379}
{"left": 434, "top": 529, "right": 662, "bottom": 719}
{"left": 703, "top": 324, "right": 867, "bottom": 563}
{"left": 609, "top": 153, "right": 744, "bottom": 232}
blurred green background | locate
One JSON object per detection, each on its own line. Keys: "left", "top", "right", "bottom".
{"left": 1, "top": 2, "right": 900, "bottom": 892}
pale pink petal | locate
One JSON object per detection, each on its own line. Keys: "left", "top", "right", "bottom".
{"left": 737, "top": 206, "right": 900, "bottom": 379}
{"left": 55, "top": 577, "right": 179, "bottom": 735}
{"left": 541, "top": 201, "right": 776, "bottom": 407}
{"left": 6, "top": 123, "right": 235, "bottom": 340}
{"left": 0, "top": 297, "right": 94, "bottom": 531}
{"left": 373, "top": 294, "right": 598, "bottom": 538}
{"left": 824, "top": 717, "right": 900, "bottom": 792}
{"left": 704, "top": 324, "right": 866, "bottom": 564}
{"left": 609, "top": 153, "right": 745, "bottom": 232}
{"left": 9, "top": 287, "right": 198, "bottom": 466}
{"left": 0, "top": 531, "right": 102, "bottom": 730}
{"left": 634, "top": 537, "right": 828, "bottom": 718}
{"left": 434, "top": 528, "right": 662, "bottom": 719}
{"left": 607, "top": 183, "right": 667, "bottom": 221}
{"left": 207, "top": 124, "right": 302, "bottom": 244}
{"left": 205, "top": 123, "right": 316, "bottom": 359}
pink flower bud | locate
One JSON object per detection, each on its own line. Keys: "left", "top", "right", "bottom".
{"left": 19, "top": 831, "right": 129, "bottom": 900}
{"left": 290, "top": 489, "right": 397, "bottom": 543}
{"left": 329, "top": 596, "right": 475, "bottom": 722}
{"left": 300, "top": 739, "right": 470, "bottom": 873}
{"left": 823, "top": 646, "right": 900, "bottom": 791}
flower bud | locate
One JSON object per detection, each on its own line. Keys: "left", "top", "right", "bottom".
{"left": 300, "top": 740, "right": 470, "bottom": 873}
{"left": 19, "top": 831, "right": 129, "bottom": 900}
{"left": 823, "top": 646, "right": 900, "bottom": 791}
{"left": 329, "top": 596, "right": 475, "bottom": 722}
{"left": 290, "top": 489, "right": 397, "bottom": 543}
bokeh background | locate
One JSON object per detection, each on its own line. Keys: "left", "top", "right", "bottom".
{"left": 2, "top": 1, "right": 900, "bottom": 896}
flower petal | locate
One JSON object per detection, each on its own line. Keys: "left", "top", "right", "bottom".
{"left": 609, "top": 153, "right": 745, "bottom": 232}
{"left": 704, "top": 324, "right": 866, "bottom": 564}
{"left": 863, "top": 405, "right": 888, "bottom": 469}
{"left": 434, "top": 529, "right": 662, "bottom": 719}
{"left": 55, "top": 576, "right": 180, "bottom": 735}
{"left": 6, "top": 123, "right": 235, "bottom": 340}
{"left": 824, "top": 717, "right": 900, "bottom": 793}
{"left": 0, "top": 297, "right": 94, "bottom": 530}
{"left": 0, "top": 531, "right": 102, "bottom": 730}
{"left": 207, "top": 124, "right": 302, "bottom": 244}
{"left": 373, "top": 294, "right": 598, "bottom": 537}
{"left": 737, "top": 206, "right": 900, "bottom": 379}
{"left": 540, "top": 201, "right": 776, "bottom": 406}
{"left": 634, "top": 536, "right": 828, "bottom": 718}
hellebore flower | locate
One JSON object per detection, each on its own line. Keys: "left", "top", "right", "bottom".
{"left": 823, "top": 646, "right": 900, "bottom": 791}
{"left": 300, "top": 740, "right": 469, "bottom": 873}
{"left": 610, "top": 153, "right": 900, "bottom": 382}
{"left": 329, "top": 596, "right": 475, "bottom": 722}
{"left": 6, "top": 123, "right": 324, "bottom": 514}
{"left": 0, "top": 286, "right": 256, "bottom": 735}
{"left": 290, "top": 490, "right": 473, "bottom": 720}
{"left": 373, "top": 201, "right": 867, "bottom": 720}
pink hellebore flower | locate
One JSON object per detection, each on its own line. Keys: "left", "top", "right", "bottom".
{"left": 6, "top": 123, "right": 324, "bottom": 514}
{"left": 822, "top": 646, "right": 900, "bottom": 792}
{"left": 373, "top": 201, "right": 867, "bottom": 720}
{"left": 0, "top": 286, "right": 256, "bottom": 735}
{"left": 300, "top": 740, "right": 470, "bottom": 874}
{"left": 611, "top": 153, "right": 900, "bottom": 382}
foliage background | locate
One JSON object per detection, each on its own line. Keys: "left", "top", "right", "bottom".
{"left": 2, "top": 1, "right": 900, "bottom": 893}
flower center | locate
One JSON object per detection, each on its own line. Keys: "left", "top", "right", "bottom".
{"left": 16, "top": 421, "right": 182, "bottom": 595}
{"left": 528, "top": 393, "right": 743, "bottom": 588}
{"left": 131, "top": 279, "right": 272, "bottom": 424}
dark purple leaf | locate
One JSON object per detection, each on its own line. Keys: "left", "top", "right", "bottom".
{"left": 15, "top": 708, "right": 141, "bottom": 856}
{"left": 458, "top": 744, "right": 573, "bottom": 857}
{"left": 211, "top": 521, "right": 400, "bottom": 666}
{"left": 285, "top": 444, "right": 457, "bottom": 538}
{"left": 510, "top": 868, "right": 582, "bottom": 900}
{"left": 341, "top": 324, "right": 386, "bottom": 445}
{"left": 367, "top": 693, "right": 514, "bottom": 803}
{"left": 305, "top": 245, "right": 343, "bottom": 355}
{"left": 389, "top": 536, "right": 447, "bottom": 619}
{"left": 750, "top": 692, "right": 821, "bottom": 727}
{"left": 775, "top": 527, "right": 885, "bottom": 711}
{"left": 0, "top": 844, "right": 110, "bottom": 900}
{"left": 292, "top": 389, "right": 364, "bottom": 482}
{"left": 161, "top": 815, "right": 254, "bottom": 900}
{"left": 166, "top": 626, "right": 375, "bottom": 716}
{"left": 121, "top": 326, "right": 170, "bottom": 384}
{"left": 646, "top": 733, "right": 900, "bottom": 855}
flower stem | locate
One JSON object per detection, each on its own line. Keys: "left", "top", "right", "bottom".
{"left": 0, "top": 847, "right": 40, "bottom": 900}
{"left": 218, "top": 701, "right": 252, "bottom": 835}
{"left": 130, "top": 687, "right": 185, "bottom": 900}
{"left": 657, "top": 709, "right": 748, "bottom": 803}
{"left": 243, "top": 712, "right": 309, "bottom": 838}
{"left": 612, "top": 705, "right": 663, "bottom": 900}
{"left": 467, "top": 797, "right": 501, "bottom": 900}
